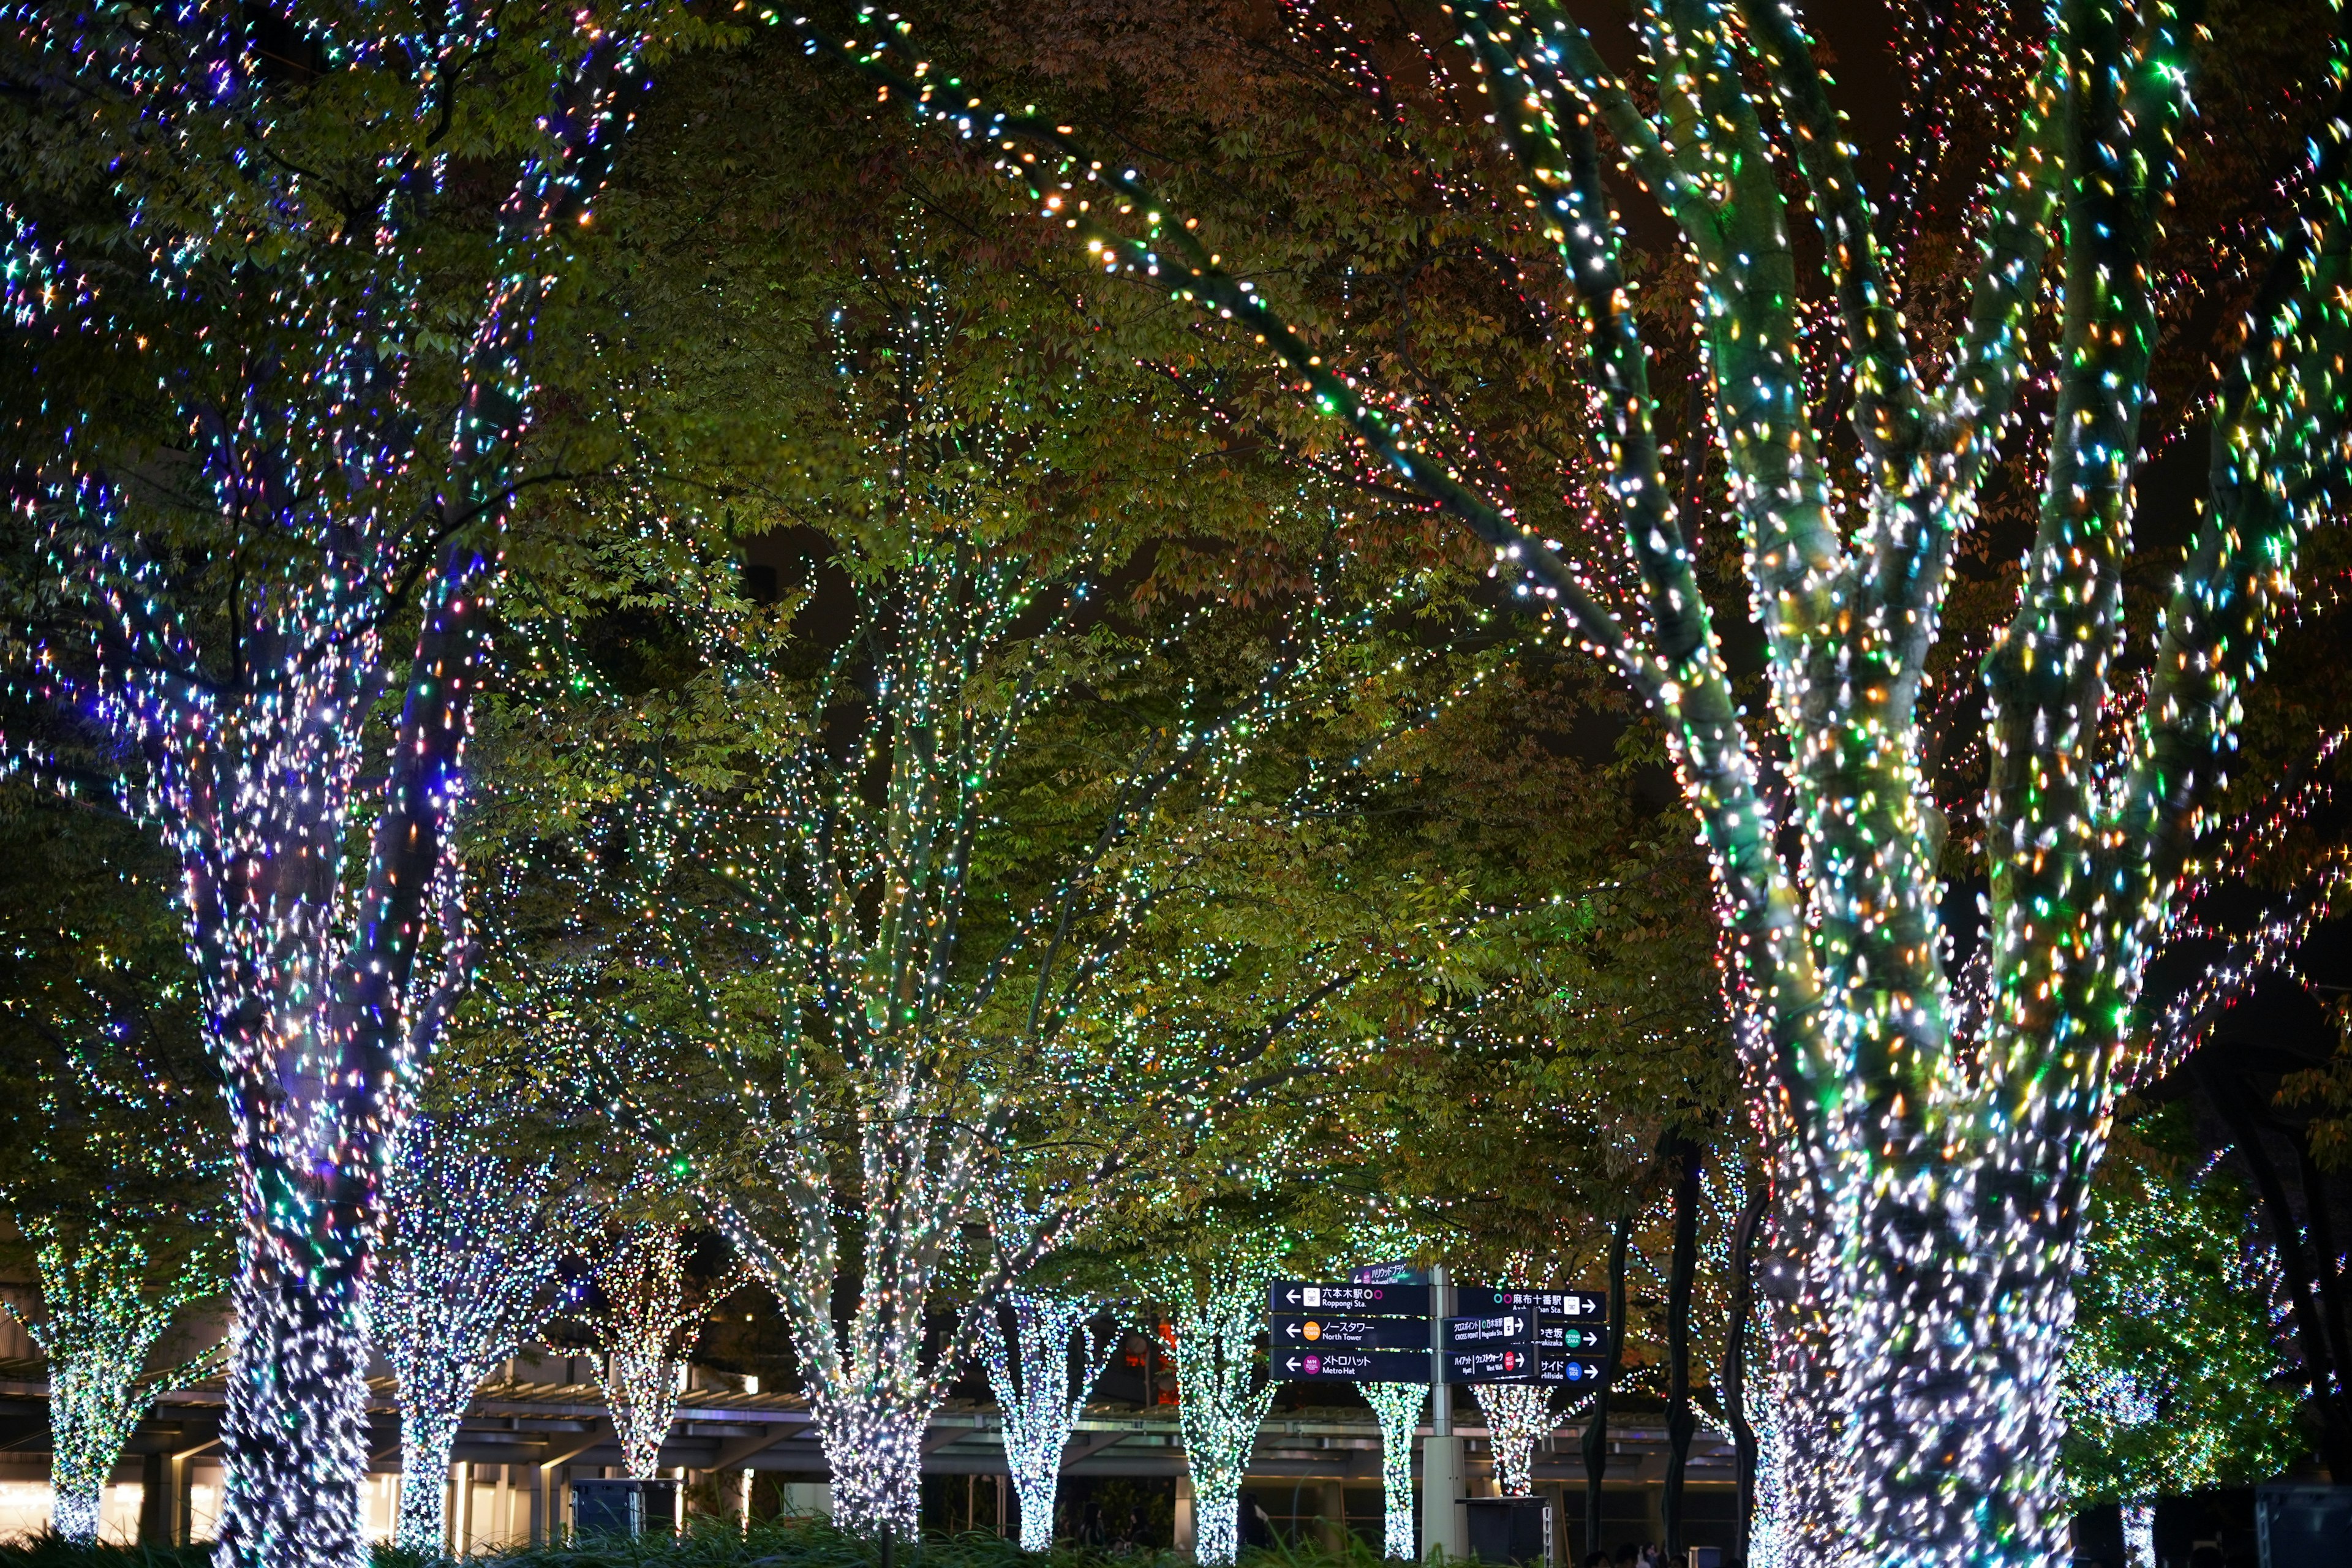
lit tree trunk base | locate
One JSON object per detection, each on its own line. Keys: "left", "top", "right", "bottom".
{"left": 1010, "top": 1471, "right": 1059, "bottom": 1553}
{"left": 1763, "top": 1170, "right": 1854, "bottom": 1568}
{"left": 45, "top": 1363, "right": 149, "bottom": 1545}
{"left": 213, "top": 1259, "right": 373, "bottom": 1568}
{"left": 1363, "top": 1383, "right": 1427, "bottom": 1561}
{"left": 1189, "top": 1466, "right": 1243, "bottom": 1568}
{"left": 1835, "top": 1152, "right": 2076, "bottom": 1568}
{"left": 982, "top": 1290, "right": 1112, "bottom": 1556}
{"left": 1473, "top": 1384, "right": 1554, "bottom": 1498}
{"left": 815, "top": 1400, "right": 929, "bottom": 1538}
{"left": 395, "top": 1409, "right": 464, "bottom": 1555}
{"left": 50, "top": 1482, "right": 104, "bottom": 1545}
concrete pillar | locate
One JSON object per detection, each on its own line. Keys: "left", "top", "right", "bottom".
{"left": 451, "top": 1461, "right": 473, "bottom": 1556}
{"left": 1319, "top": 1480, "right": 1348, "bottom": 1552}
{"left": 1175, "top": 1475, "right": 1196, "bottom": 1555}
{"left": 1422, "top": 1438, "right": 1465, "bottom": 1560}
{"left": 156, "top": 1439, "right": 219, "bottom": 1546}
{"left": 139, "top": 1452, "right": 169, "bottom": 1545}
{"left": 535, "top": 1465, "right": 558, "bottom": 1545}
{"left": 1423, "top": 1266, "right": 1466, "bottom": 1562}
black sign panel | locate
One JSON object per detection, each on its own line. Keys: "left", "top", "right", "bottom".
{"left": 1539, "top": 1322, "right": 1606, "bottom": 1352}
{"left": 1350, "top": 1261, "right": 1430, "bottom": 1286}
{"left": 1268, "top": 1281, "right": 1432, "bottom": 1317}
{"left": 1273, "top": 1314, "right": 1432, "bottom": 1352}
{"left": 1458, "top": 1287, "right": 1606, "bottom": 1321}
{"left": 1540, "top": 1352, "right": 1607, "bottom": 1385}
{"left": 1444, "top": 1312, "right": 1540, "bottom": 1384}
{"left": 1275, "top": 1344, "right": 1432, "bottom": 1382}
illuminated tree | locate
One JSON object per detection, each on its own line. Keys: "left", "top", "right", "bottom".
{"left": 0, "top": 6, "right": 672, "bottom": 1564}
{"left": 979, "top": 1289, "right": 1117, "bottom": 1551}
{"left": 1363, "top": 1382, "right": 1427, "bottom": 1560}
{"left": 493, "top": 70, "right": 1449, "bottom": 1523}
{"left": 0, "top": 780, "right": 229, "bottom": 1544}
{"left": 1472, "top": 1382, "right": 1556, "bottom": 1498}
{"left": 2060, "top": 1106, "right": 2303, "bottom": 1561}
{"left": 375, "top": 1115, "right": 581, "bottom": 1553}
{"left": 2, "top": 1224, "right": 216, "bottom": 1543}
{"left": 566, "top": 1221, "right": 740, "bottom": 1480}
{"left": 769, "top": 1, "right": 2352, "bottom": 1560}
{"left": 1139, "top": 1243, "right": 1284, "bottom": 1568}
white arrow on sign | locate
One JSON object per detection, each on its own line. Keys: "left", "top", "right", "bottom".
{"left": 1284, "top": 1322, "right": 1302, "bottom": 1338}
{"left": 1286, "top": 1357, "right": 1302, "bottom": 1373}
{"left": 1284, "top": 1288, "right": 1302, "bottom": 1305}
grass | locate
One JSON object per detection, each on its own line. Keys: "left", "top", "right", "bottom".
{"left": 0, "top": 1523, "right": 1404, "bottom": 1568}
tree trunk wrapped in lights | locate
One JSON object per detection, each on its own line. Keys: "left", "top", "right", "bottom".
{"left": 5, "top": 1226, "right": 214, "bottom": 1544}
{"left": 1363, "top": 1382, "right": 1427, "bottom": 1560}
{"left": 980, "top": 1290, "right": 1117, "bottom": 1551}
{"left": 0, "top": 10, "right": 665, "bottom": 1566}
{"left": 2122, "top": 1503, "right": 2154, "bottom": 1568}
{"left": 1472, "top": 1383, "right": 1556, "bottom": 1498}
{"left": 776, "top": 2, "right": 2352, "bottom": 1560}
{"left": 375, "top": 1117, "right": 580, "bottom": 1553}
{"left": 1139, "top": 1247, "right": 1281, "bottom": 1568}
{"left": 569, "top": 1223, "right": 739, "bottom": 1480}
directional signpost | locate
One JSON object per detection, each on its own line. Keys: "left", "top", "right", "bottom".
{"left": 1275, "top": 1345, "right": 1433, "bottom": 1381}
{"left": 1457, "top": 1287, "right": 1605, "bottom": 1319}
{"left": 1540, "top": 1352, "right": 1607, "bottom": 1384}
{"left": 1267, "top": 1281, "right": 1432, "bottom": 1317}
{"left": 1443, "top": 1312, "right": 1540, "bottom": 1384}
{"left": 1272, "top": 1313, "right": 1433, "bottom": 1351}
{"left": 1267, "top": 1281, "right": 1609, "bottom": 1387}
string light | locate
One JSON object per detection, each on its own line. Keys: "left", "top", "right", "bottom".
{"left": 375, "top": 1117, "right": 579, "bottom": 1552}
{"left": 5, "top": 1225, "right": 214, "bottom": 1544}
{"left": 1363, "top": 1382, "right": 1428, "bottom": 1558}
{"left": 979, "top": 1291, "right": 1117, "bottom": 1551}
{"left": 761, "top": 2, "right": 2352, "bottom": 1562}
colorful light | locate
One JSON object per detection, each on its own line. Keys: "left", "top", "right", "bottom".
{"left": 6, "top": 1224, "right": 214, "bottom": 1543}
{"left": 375, "top": 1116, "right": 579, "bottom": 1552}
{"left": 758, "top": 2, "right": 2352, "bottom": 1561}
{"left": 979, "top": 1291, "right": 1117, "bottom": 1551}
{"left": 1363, "top": 1382, "right": 1427, "bottom": 1559}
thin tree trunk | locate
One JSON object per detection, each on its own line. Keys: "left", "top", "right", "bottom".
{"left": 396, "top": 1405, "right": 464, "bottom": 1553}
{"left": 1582, "top": 1213, "right": 1632, "bottom": 1560}
{"left": 1725, "top": 1178, "right": 1769, "bottom": 1565}
{"left": 2199, "top": 1056, "right": 2352, "bottom": 1478}
{"left": 1661, "top": 1134, "right": 1703, "bottom": 1559}
{"left": 43, "top": 1355, "right": 147, "bottom": 1544}
{"left": 2293, "top": 1137, "right": 2352, "bottom": 1434}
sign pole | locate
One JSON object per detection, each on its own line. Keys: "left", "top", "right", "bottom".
{"left": 1422, "top": 1266, "right": 1465, "bottom": 1561}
